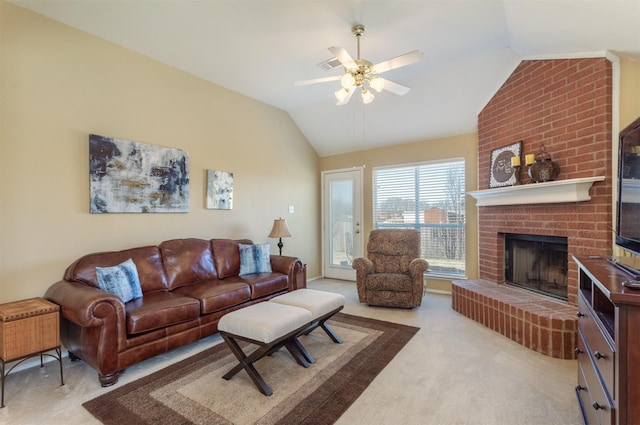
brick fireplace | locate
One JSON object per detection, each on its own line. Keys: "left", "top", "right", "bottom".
{"left": 452, "top": 57, "right": 613, "bottom": 359}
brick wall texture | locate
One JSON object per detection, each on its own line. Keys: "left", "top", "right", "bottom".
{"left": 477, "top": 57, "right": 613, "bottom": 306}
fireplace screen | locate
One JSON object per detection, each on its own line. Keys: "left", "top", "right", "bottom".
{"left": 504, "top": 234, "right": 568, "bottom": 300}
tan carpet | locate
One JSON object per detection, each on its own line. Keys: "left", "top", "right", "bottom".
{"left": 82, "top": 313, "right": 419, "bottom": 425}
{"left": 1, "top": 280, "right": 582, "bottom": 425}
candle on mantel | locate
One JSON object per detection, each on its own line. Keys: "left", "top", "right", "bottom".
{"left": 525, "top": 154, "right": 536, "bottom": 165}
{"left": 511, "top": 156, "right": 521, "bottom": 167}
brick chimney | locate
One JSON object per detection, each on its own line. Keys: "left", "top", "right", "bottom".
{"left": 476, "top": 57, "right": 613, "bottom": 305}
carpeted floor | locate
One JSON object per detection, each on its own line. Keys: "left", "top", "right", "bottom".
{"left": 82, "top": 313, "right": 418, "bottom": 425}
{"left": 0, "top": 279, "right": 583, "bottom": 425}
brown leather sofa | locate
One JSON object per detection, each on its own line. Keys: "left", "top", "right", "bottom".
{"left": 45, "top": 238, "right": 306, "bottom": 386}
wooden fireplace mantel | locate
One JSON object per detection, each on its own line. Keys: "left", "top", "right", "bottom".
{"left": 467, "top": 176, "right": 606, "bottom": 206}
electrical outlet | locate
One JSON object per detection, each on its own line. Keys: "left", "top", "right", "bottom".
{"left": 288, "top": 205, "right": 294, "bottom": 213}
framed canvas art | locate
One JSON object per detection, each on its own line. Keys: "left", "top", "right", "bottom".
{"left": 489, "top": 141, "right": 522, "bottom": 188}
{"left": 89, "top": 134, "right": 189, "bottom": 213}
{"left": 206, "top": 170, "right": 233, "bottom": 210}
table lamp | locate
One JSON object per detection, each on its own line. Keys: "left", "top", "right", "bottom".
{"left": 268, "top": 218, "right": 292, "bottom": 255}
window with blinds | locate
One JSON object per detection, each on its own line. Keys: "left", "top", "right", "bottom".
{"left": 373, "top": 159, "right": 466, "bottom": 277}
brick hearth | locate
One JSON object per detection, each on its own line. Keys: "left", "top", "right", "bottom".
{"left": 452, "top": 57, "right": 613, "bottom": 358}
{"left": 452, "top": 279, "right": 577, "bottom": 359}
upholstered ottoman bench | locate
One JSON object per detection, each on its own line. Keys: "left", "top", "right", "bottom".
{"left": 270, "top": 289, "right": 345, "bottom": 363}
{"left": 218, "top": 302, "right": 312, "bottom": 396}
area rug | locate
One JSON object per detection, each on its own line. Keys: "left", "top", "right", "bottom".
{"left": 83, "top": 313, "right": 419, "bottom": 425}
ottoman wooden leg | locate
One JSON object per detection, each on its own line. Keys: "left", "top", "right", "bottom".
{"left": 221, "top": 333, "right": 274, "bottom": 396}
{"left": 220, "top": 322, "right": 312, "bottom": 396}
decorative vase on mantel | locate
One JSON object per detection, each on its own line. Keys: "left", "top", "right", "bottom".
{"left": 528, "top": 144, "right": 560, "bottom": 183}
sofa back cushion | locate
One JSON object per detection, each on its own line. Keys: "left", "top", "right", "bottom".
{"left": 159, "top": 238, "right": 218, "bottom": 290}
{"left": 64, "top": 246, "right": 169, "bottom": 293}
{"left": 211, "top": 239, "right": 252, "bottom": 279}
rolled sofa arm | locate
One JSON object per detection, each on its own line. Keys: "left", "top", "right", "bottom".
{"left": 45, "top": 280, "right": 127, "bottom": 375}
{"left": 270, "top": 255, "right": 305, "bottom": 291}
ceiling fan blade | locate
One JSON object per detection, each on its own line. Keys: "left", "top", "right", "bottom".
{"left": 379, "top": 78, "right": 410, "bottom": 96}
{"left": 372, "top": 50, "right": 424, "bottom": 74}
{"left": 336, "top": 88, "right": 355, "bottom": 106}
{"left": 294, "top": 75, "right": 341, "bottom": 86}
{"left": 328, "top": 47, "right": 357, "bottom": 70}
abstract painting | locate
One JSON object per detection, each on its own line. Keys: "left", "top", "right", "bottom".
{"left": 89, "top": 134, "right": 189, "bottom": 213}
{"left": 206, "top": 170, "right": 233, "bottom": 210}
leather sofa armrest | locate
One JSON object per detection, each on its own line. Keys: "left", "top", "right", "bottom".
{"left": 270, "top": 255, "right": 305, "bottom": 291}
{"left": 45, "top": 280, "right": 127, "bottom": 352}
{"left": 45, "top": 280, "right": 123, "bottom": 326}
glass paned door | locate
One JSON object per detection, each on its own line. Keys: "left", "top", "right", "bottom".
{"left": 322, "top": 168, "right": 363, "bottom": 280}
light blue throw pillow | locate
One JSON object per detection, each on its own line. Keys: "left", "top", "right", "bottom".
{"left": 96, "top": 258, "right": 143, "bottom": 303}
{"left": 238, "top": 243, "right": 272, "bottom": 275}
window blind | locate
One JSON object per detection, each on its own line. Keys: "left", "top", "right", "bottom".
{"left": 373, "top": 159, "right": 466, "bottom": 277}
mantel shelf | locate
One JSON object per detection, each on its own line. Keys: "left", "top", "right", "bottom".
{"left": 467, "top": 176, "right": 606, "bottom": 206}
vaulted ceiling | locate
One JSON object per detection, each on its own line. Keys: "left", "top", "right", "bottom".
{"left": 10, "top": 1, "right": 640, "bottom": 156}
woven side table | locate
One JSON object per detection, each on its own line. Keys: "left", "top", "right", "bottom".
{"left": 0, "top": 297, "right": 64, "bottom": 408}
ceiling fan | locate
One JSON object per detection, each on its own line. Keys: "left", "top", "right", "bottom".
{"left": 295, "top": 24, "right": 424, "bottom": 105}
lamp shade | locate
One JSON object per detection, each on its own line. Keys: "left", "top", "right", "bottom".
{"left": 268, "top": 218, "right": 292, "bottom": 238}
{"left": 361, "top": 88, "right": 374, "bottom": 104}
{"left": 341, "top": 73, "right": 355, "bottom": 89}
{"left": 369, "top": 77, "right": 384, "bottom": 92}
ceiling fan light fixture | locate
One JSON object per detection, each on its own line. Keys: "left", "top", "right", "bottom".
{"left": 335, "top": 88, "right": 350, "bottom": 103}
{"left": 361, "top": 88, "right": 374, "bottom": 104}
{"left": 341, "top": 73, "right": 355, "bottom": 89}
{"left": 369, "top": 77, "right": 384, "bottom": 93}
{"left": 295, "top": 24, "right": 422, "bottom": 106}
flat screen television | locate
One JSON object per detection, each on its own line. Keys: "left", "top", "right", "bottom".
{"left": 616, "top": 116, "right": 640, "bottom": 267}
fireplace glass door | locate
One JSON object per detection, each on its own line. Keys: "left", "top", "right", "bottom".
{"left": 504, "top": 234, "right": 568, "bottom": 300}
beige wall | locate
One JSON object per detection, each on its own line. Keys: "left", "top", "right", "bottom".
{"left": 319, "top": 133, "right": 479, "bottom": 292}
{"left": 620, "top": 58, "right": 640, "bottom": 128}
{"left": 0, "top": 2, "right": 320, "bottom": 302}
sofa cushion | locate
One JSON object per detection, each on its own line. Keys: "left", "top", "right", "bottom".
{"left": 239, "top": 273, "right": 288, "bottom": 299}
{"left": 174, "top": 280, "right": 251, "bottom": 314}
{"left": 64, "top": 246, "right": 169, "bottom": 293}
{"left": 160, "top": 238, "right": 218, "bottom": 290}
{"left": 124, "top": 291, "right": 201, "bottom": 335}
{"left": 239, "top": 243, "right": 272, "bottom": 275}
{"left": 96, "top": 258, "right": 143, "bottom": 303}
{"left": 211, "top": 239, "right": 252, "bottom": 279}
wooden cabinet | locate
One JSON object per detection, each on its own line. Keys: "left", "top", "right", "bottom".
{"left": 573, "top": 255, "right": 640, "bottom": 425}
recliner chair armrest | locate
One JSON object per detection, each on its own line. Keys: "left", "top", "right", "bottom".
{"left": 409, "top": 258, "right": 429, "bottom": 277}
{"left": 352, "top": 257, "right": 374, "bottom": 276}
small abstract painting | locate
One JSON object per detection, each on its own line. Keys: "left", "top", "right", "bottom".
{"left": 206, "top": 170, "right": 233, "bottom": 210}
{"left": 89, "top": 134, "right": 189, "bottom": 213}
